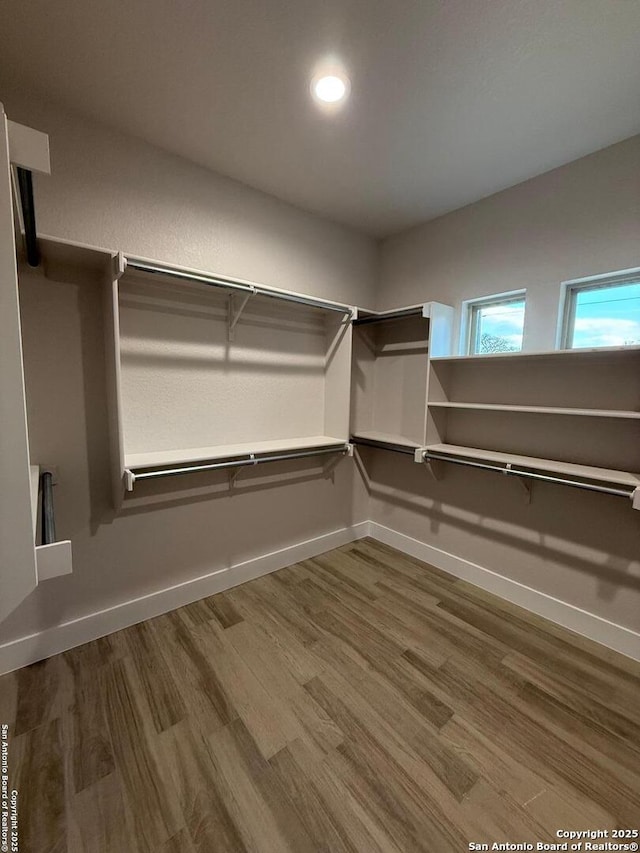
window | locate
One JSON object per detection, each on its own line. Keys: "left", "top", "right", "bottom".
{"left": 561, "top": 269, "right": 640, "bottom": 350}
{"left": 464, "top": 292, "right": 526, "bottom": 355}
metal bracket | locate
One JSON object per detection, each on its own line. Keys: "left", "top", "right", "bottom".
{"left": 124, "top": 469, "right": 135, "bottom": 492}
{"left": 322, "top": 454, "right": 342, "bottom": 480}
{"left": 114, "top": 251, "right": 127, "bottom": 281}
{"left": 322, "top": 445, "right": 352, "bottom": 480}
{"left": 632, "top": 487, "right": 640, "bottom": 511}
{"left": 505, "top": 463, "right": 532, "bottom": 504}
{"left": 228, "top": 287, "right": 256, "bottom": 341}
{"left": 229, "top": 453, "right": 257, "bottom": 488}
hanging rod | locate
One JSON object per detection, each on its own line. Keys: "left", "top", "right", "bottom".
{"left": 125, "top": 258, "right": 352, "bottom": 316}
{"left": 16, "top": 167, "right": 39, "bottom": 267}
{"left": 350, "top": 435, "right": 417, "bottom": 456}
{"left": 353, "top": 307, "right": 424, "bottom": 326}
{"left": 126, "top": 443, "right": 351, "bottom": 489}
{"left": 423, "top": 451, "right": 634, "bottom": 499}
{"left": 40, "top": 471, "right": 56, "bottom": 544}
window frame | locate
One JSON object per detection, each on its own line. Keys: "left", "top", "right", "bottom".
{"left": 461, "top": 289, "right": 527, "bottom": 356}
{"left": 558, "top": 267, "right": 640, "bottom": 351}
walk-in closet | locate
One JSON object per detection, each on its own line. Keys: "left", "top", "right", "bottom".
{"left": 1, "top": 1, "right": 639, "bottom": 850}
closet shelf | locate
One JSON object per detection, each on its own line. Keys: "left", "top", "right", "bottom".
{"left": 125, "top": 436, "right": 348, "bottom": 471}
{"left": 29, "top": 464, "right": 73, "bottom": 581}
{"left": 430, "top": 344, "right": 640, "bottom": 366}
{"left": 350, "top": 431, "right": 420, "bottom": 455}
{"left": 353, "top": 306, "right": 426, "bottom": 326}
{"left": 38, "top": 234, "right": 114, "bottom": 275}
{"left": 125, "top": 257, "right": 354, "bottom": 316}
{"left": 427, "top": 402, "right": 640, "bottom": 419}
{"left": 424, "top": 444, "right": 640, "bottom": 489}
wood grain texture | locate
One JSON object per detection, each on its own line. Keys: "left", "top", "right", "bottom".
{"left": 1, "top": 538, "right": 639, "bottom": 852}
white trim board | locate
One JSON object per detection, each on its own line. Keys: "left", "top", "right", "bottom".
{"left": 369, "top": 521, "right": 640, "bottom": 664}
{"left": 1, "top": 518, "right": 638, "bottom": 675}
{"left": 0, "top": 522, "right": 370, "bottom": 675}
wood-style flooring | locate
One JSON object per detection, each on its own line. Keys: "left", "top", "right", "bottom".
{"left": 1, "top": 538, "right": 639, "bottom": 852}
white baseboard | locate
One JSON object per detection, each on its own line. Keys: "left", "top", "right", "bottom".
{"left": 0, "top": 521, "right": 371, "bottom": 675}
{"left": 3, "top": 517, "right": 638, "bottom": 674}
{"left": 369, "top": 521, "right": 640, "bottom": 664}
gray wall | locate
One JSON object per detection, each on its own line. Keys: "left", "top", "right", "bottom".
{"left": 0, "top": 92, "right": 375, "bottom": 645}
{"left": 372, "top": 136, "right": 640, "bottom": 634}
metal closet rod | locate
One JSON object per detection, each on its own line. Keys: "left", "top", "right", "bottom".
{"left": 40, "top": 471, "right": 56, "bottom": 544}
{"left": 17, "top": 167, "right": 39, "bottom": 267}
{"left": 128, "top": 444, "right": 350, "bottom": 484}
{"left": 423, "top": 451, "right": 634, "bottom": 499}
{"left": 350, "top": 435, "right": 417, "bottom": 456}
{"left": 125, "top": 258, "right": 352, "bottom": 316}
{"left": 353, "top": 307, "right": 424, "bottom": 326}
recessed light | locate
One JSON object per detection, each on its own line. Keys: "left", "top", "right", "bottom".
{"left": 311, "top": 67, "right": 350, "bottom": 108}
{"left": 313, "top": 75, "right": 348, "bottom": 103}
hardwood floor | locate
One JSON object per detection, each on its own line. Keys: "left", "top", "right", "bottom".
{"left": 2, "top": 538, "right": 639, "bottom": 852}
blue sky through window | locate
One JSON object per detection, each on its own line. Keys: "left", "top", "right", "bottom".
{"left": 570, "top": 280, "right": 640, "bottom": 348}
{"left": 472, "top": 299, "right": 525, "bottom": 353}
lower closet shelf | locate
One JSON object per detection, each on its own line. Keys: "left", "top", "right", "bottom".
{"left": 424, "top": 443, "right": 640, "bottom": 489}
{"left": 30, "top": 464, "right": 73, "bottom": 581}
{"left": 123, "top": 436, "right": 351, "bottom": 490}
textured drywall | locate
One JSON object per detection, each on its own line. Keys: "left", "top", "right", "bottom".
{"left": 1, "top": 88, "right": 376, "bottom": 307}
{"left": 372, "top": 136, "right": 640, "bottom": 634}
{"left": 379, "top": 135, "right": 640, "bottom": 350}
{"left": 0, "top": 93, "right": 374, "bottom": 645}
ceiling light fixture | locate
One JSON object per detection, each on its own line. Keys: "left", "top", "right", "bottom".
{"left": 311, "top": 65, "right": 350, "bottom": 108}
{"left": 314, "top": 75, "right": 347, "bottom": 103}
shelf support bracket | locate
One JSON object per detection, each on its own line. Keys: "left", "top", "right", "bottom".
{"left": 322, "top": 445, "right": 352, "bottom": 480}
{"left": 632, "top": 487, "right": 640, "bottom": 511}
{"left": 505, "top": 464, "right": 532, "bottom": 504}
{"left": 229, "top": 453, "right": 256, "bottom": 488}
{"left": 228, "top": 287, "right": 256, "bottom": 341}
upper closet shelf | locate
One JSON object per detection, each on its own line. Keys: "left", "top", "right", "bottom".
{"left": 427, "top": 402, "right": 640, "bottom": 419}
{"left": 125, "top": 257, "right": 354, "bottom": 317}
{"left": 430, "top": 344, "right": 640, "bottom": 365}
{"left": 37, "top": 234, "right": 114, "bottom": 278}
{"left": 34, "top": 235, "right": 356, "bottom": 316}
{"left": 353, "top": 306, "right": 425, "bottom": 326}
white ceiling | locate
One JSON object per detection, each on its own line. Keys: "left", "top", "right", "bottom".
{"left": 1, "top": 0, "right": 639, "bottom": 236}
